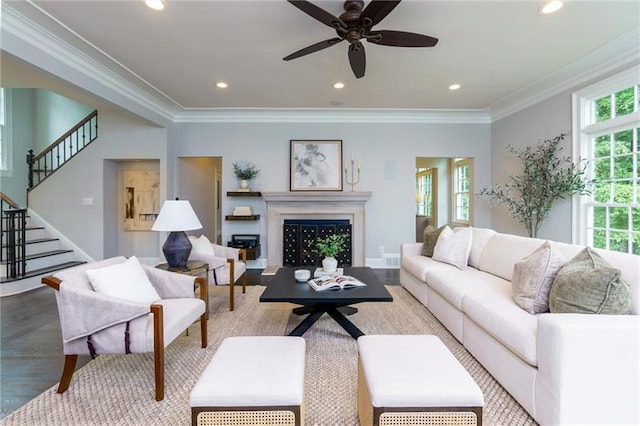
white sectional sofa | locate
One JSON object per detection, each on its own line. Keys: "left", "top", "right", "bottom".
{"left": 400, "top": 228, "right": 639, "bottom": 425}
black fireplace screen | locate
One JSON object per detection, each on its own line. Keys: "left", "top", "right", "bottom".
{"left": 283, "top": 219, "right": 352, "bottom": 267}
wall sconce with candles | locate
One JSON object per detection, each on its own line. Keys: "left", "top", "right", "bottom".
{"left": 345, "top": 153, "right": 360, "bottom": 191}
{"left": 151, "top": 198, "right": 202, "bottom": 268}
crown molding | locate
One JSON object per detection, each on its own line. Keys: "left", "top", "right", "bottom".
{"left": 173, "top": 108, "right": 490, "bottom": 124}
{"left": 487, "top": 27, "right": 640, "bottom": 122}
{"left": 1, "top": 2, "right": 180, "bottom": 125}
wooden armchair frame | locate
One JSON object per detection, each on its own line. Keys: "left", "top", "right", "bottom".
{"left": 42, "top": 275, "right": 208, "bottom": 401}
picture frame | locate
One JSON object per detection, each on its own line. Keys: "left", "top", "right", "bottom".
{"left": 290, "top": 140, "right": 343, "bottom": 191}
{"left": 123, "top": 170, "right": 160, "bottom": 231}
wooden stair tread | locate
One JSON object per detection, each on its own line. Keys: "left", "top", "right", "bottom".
{"left": 0, "top": 261, "right": 86, "bottom": 283}
{"left": 1, "top": 249, "right": 73, "bottom": 264}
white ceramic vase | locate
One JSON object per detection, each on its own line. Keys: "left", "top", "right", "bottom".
{"left": 239, "top": 179, "right": 249, "bottom": 190}
{"left": 322, "top": 256, "right": 338, "bottom": 272}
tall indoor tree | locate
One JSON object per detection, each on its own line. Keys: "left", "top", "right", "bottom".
{"left": 479, "top": 133, "right": 592, "bottom": 238}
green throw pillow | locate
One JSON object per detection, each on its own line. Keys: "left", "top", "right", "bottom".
{"left": 549, "top": 247, "right": 631, "bottom": 314}
{"left": 422, "top": 225, "right": 446, "bottom": 257}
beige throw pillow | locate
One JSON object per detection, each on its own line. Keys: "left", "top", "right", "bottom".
{"left": 422, "top": 225, "right": 445, "bottom": 257}
{"left": 512, "top": 241, "right": 566, "bottom": 314}
{"left": 86, "top": 256, "right": 160, "bottom": 304}
{"left": 189, "top": 235, "right": 215, "bottom": 255}
{"left": 432, "top": 226, "right": 473, "bottom": 270}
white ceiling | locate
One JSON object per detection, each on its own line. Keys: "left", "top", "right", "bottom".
{"left": 3, "top": 0, "right": 640, "bottom": 114}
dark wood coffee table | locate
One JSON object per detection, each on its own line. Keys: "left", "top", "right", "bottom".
{"left": 259, "top": 267, "right": 393, "bottom": 338}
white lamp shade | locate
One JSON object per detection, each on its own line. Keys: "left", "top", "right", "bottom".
{"left": 152, "top": 200, "right": 202, "bottom": 232}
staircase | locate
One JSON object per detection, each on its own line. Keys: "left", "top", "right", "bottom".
{"left": 0, "top": 111, "right": 98, "bottom": 296}
{"left": 0, "top": 202, "right": 86, "bottom": 296}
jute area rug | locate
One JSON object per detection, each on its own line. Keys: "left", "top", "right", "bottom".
{"left": 2, "top": 285, "right": 536, "bottom": 425}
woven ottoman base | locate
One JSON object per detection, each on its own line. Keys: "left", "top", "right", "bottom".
{"left": 192, "top": 406, "right": 302, "bottom": 426}
{"left": 190, "top": 336, "right": 305, "bottom": 426}
{"left": 358, "top": 335, "right": 484, "bottom": 426}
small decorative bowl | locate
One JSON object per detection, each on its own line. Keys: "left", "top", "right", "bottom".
{"left": 294, "top": 269, "right": 311, "bottom": 282}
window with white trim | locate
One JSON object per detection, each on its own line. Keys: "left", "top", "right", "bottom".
{"left": 415, "top": 168, "right": 433, "bottom": 217}
{"left": 573, "top": 67, "right": 639, "bottom": 255}
{"left": 452, "top": 158, "right": 472, "bottom": 224}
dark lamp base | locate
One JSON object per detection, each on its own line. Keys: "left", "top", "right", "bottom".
{"left": 162, "top": 231, "right": 192, "bottom": 268}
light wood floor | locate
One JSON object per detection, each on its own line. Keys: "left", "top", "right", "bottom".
{"left": 0, "top": 268, "right": 399, "bottom": 419}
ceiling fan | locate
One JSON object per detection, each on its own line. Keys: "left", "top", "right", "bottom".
{"left": 283, "top": 0, "right": 439, "bottom": 79}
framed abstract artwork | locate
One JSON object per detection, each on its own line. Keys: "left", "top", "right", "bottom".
{"left": 123, "top": 170, "right": 160, "bottom": 231}
{"left": 290, "top": 140, "right": 343, "bottom": 191}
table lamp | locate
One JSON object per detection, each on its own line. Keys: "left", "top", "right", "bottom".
{"left": 152, "top": 199, "right": 202, "bottom": 268}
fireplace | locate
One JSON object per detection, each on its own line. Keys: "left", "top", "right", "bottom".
{"left": 283, "top": 219, "right": 352, "bottom": 267}
{"left": 262, "top": 192, "right": 372, "bottom": 268}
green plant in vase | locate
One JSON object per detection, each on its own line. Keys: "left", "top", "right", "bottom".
{"left": 232, "top": 162, "right": 260, "bottom": 191}
{"left": 315, "top": 233, "right": 349, "bottom": 272}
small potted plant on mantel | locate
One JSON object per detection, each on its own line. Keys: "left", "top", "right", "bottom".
{"left": 315, "top": 233, "right": 349, "bottom": 272}
{"left": 232, "top": 162, "right": 260, "bottom": 192}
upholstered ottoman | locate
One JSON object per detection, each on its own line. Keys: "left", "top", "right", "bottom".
{"left": 190, "top": 336, "right": 306, "bottom": 426}
{"left": 358, "top": 335, "right": 484, "bottom": 426}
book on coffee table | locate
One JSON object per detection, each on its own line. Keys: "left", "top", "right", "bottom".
{"left": 307, "top": 275, "right": 367, "bottom": 292}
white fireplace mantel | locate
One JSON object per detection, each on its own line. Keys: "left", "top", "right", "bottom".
{"left": 262, "top": 191, "right": 372, "bottom": 268}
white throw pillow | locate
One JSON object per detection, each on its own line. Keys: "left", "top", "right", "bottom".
{"left": 512, "top": 241, "right": 566, "bottom": 314}
{"left": 432, "top": 226, "right": 473, "bottom": 270}
{"left": 86, "top": 256, "right": 160, "bottom": 304}
{"left": 188, "top": 235, "right": 215, "bottom": 255}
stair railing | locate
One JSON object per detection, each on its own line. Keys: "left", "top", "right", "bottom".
{"left": 27, "top": 110, "right": 98, "bottom": 189}
{"left": 0, "top": 193, "right": 27, "bottom": 278}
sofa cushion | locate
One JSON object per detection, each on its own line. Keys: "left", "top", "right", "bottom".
{"left": 469, "top": 228, "right": 497, "bottom": 269}
{"left": 401, "top": 255, "right": 458, "bottom": 282}
{"left": 478, "top": 233, "right": 545, "bottom": 281}
{"left": 422, "top": 225, "right": 445, "bottom": 257}
{"left": 86, "top": 256, "right": 161, "bottom": 305}
{"left": 433, "top": 226, "right": 472, "bottom": 270}
{"left": 427, "top": 268, "right": 510, "bottom": 311}
{"left": 463, "top": 289, "right": 539, "bottom": 367}
{"left": 512, "top": 241, "right": 566, "bottom": 314}
{"left": 549, "top": 248, "right": 632, "bottom": 314}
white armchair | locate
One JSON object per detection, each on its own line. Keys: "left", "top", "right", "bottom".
{"left": 189, "top": 236, "right": 247, "bottom": 311}
{"left": 42, "top": 256, "right": 208, "bottom": 401}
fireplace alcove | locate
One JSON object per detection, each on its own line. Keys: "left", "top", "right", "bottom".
{"left": 262, "top": 192, "right": 372, "bottom": 268}
{"left": 283, "top": 219, "right": 352, "bottom": 267}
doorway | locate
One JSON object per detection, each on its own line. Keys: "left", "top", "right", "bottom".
{"left": 415, "top": 157, "right": 474, "bottom": 241}
{"left": 179, "top": 157, "right": 222, "bottom": 243}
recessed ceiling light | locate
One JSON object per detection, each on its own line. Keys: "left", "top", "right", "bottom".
{"left": 144, "top": 0, "right": 165, "bottom": 11}
{"left": 216, "top": 82, "right": 228, "bottom": 89}
{"left": 539, "top": 0, "right": 564, "bottom": 15}
{"left": 449, "top": 83, "right": 461, "bottom": 91}
{"left": 333, "top": 82, "right": 345, "bottom": 89}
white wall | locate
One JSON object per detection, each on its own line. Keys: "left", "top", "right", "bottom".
{"left": 173, "top": 121, "right": 492, "bottom": 260}
{"left": 33, "top": 89, "right": 94, "bottom": 153}
{"left": 29, "top": 108, "right": 168, "bottom": 260}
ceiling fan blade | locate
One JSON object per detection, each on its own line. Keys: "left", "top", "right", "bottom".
{"left": 283, "top": 38, "right": 343, "bottom": 61}
{"left": 360, "top": 0, "right": 401, "bottom": 28}
{"left": 348, "top": 42, "right": 366, "bottom": 79}
{"left": 287, "top": 1, "right": 347, "bottom": 31}
{"left": 367, "top": 30, "right": 439, "bottom": 47}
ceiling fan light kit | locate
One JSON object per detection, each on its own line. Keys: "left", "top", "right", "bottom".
{"left": 283, "top": 0, "right": 439, "bottom": 79}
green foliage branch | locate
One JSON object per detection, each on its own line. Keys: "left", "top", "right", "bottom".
{"left": 479, "top": 133, "right": 592, "bottom": 238}
{"left": 232, "top": 162, "right": 260, "bottom": 180}
{"left": 314, "top": 233, "right": 349, "bottom": 258}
